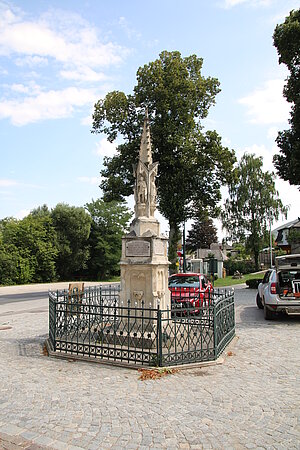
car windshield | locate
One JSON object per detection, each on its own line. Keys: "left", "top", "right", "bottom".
{"left": 169, "top": 276, "right": 200, "bottom": 286}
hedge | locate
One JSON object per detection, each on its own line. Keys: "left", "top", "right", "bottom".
{"left": 245, "top": 278, "right": 263, "bottom": 289}
{"left": 224, "top": 259, "right": 256, "bottom": 276}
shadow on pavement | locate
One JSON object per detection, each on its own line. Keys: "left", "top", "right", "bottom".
{"left": 238, "top": 305, "right": 300, "bottom": 329}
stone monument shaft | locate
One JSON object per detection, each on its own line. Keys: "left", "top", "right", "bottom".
{"left": 120, "top": 109, "right": 170, "bottom": 312}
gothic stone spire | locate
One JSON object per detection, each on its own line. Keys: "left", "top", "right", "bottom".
{"left": 139, "top": 108, "right": 152, "bottom": 165}
{"left": 133, "top": 109, "right": 158, "bottom": 220}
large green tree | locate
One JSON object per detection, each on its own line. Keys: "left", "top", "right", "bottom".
{"left": 51, "top": 203, "right": 91, "bottom": 280}
{"left": 221, "top": 153, "right": 288, "bottom": 270}
{"left": 186, "top": 215, "right": 218, "bottom": 252}
{"left": 92, "top": 51, "right": 235, "bottom": 269}
{"left": 85, "top": 199, "right": 132, "bottom": 279}
{"left": 0, "top": 214, "right": 58, "bottom": 284}
{"left": 273, "top": 8, "right": 300, "bottom": 187}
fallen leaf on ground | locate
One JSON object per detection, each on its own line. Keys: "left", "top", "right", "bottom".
{"left": 138, "top": 368, "right": 178, "bottom": 380}
{"left": 42, "top": 343, "right": 49, "bottom": 356}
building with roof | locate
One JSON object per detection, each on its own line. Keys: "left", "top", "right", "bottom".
{"left": 273, "top": 218, "right": 300, "bottom": 254}
{"left": 188, "top": 243, "right": 227, "bottom": 278}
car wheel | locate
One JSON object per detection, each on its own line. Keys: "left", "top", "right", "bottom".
{"left": 264, "top": 304, "right": 275, "bottom": 320}
{"left": 256, "top": 293, "right": 263, "bottom": 309}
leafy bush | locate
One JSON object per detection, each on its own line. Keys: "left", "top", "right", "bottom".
{"left": 208, "top": 274, "right": 218, "bottom": 281}
{"left": 224, "top": 259, "right": 256, "bottom": 276}
{"left": 288, "top": 229, "right": 300, "bottom": 244}
{"left": 246, "top": 278, "right": 263, "bottom": 289}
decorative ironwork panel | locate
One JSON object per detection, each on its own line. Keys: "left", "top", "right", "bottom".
{"left": 48, "top": 292, "right": 56, "bottom": 350}
{"left": 214, "top": 289, "right": 235, "bottom": 357}
{"left": 50, "top": 285, "right": 158, "bottom": 366}
{"left": 159, "top": 305, "right": 216, "bottom": 366}
{"left": 49, "top": 285, "right": 235, "bottom": 367}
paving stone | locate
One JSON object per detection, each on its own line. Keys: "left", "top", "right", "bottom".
{"left": 50, "top": 441, "right": 69, "bottom": 450}
{"left": 1, "top": 287, "right": 300, "bottom": 449}
{"left": 33, "top": 435, "right": 55, "bottom": 447}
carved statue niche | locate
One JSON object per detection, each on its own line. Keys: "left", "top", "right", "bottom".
{"left": 137, "top": 172, "right": 147, "bottom": 204}
{"left": 149, "top": 168, "right": 157, "bottom": 216}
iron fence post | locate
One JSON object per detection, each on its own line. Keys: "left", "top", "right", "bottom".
{"left": 48, "top": 294, "right": 51, "bottom": 347}
{"left": 232, "top": 290, "right": 235, "bottom": 334}
{"left": 157, "top": 305, "right": 163, "bottom": 367}
{"left": 53, "top": 291, "right": 57, "bottom": 351}
{"left": 213, "top": 297, "right": 217, "bottom": 359}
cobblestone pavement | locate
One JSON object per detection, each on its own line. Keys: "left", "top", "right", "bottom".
{"left": 0, "top": 285, "right": 300, "bottom": 449}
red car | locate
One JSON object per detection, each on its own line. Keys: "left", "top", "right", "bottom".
{"left": 168, "top": 273, "right": 213, "bottom": 313}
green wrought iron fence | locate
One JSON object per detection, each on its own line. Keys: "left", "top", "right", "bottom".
{"left": 48, "top": 285, "right": 235, "bottom": 367}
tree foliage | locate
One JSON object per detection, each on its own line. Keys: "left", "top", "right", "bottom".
{"left": 273, "top": 8, "right": 300, "bottom": 187}
{"left": 221, "top": 153, "right": 288, "bottom": 270}
{"left": 186, "top": 215, "right": 218, "bottom": 251}
{"left": 50, "top": 203, "right": 92, "bottom": 280}
{"left": 288, "top": 228, "right": 300, "bottom": 244}
{"left": 0, "top": 199, "right": 133, "bottom": 286}
{"left": 0, "top": 214, "right": 58, "bottom": 285}
{"left": 92, "top": 51, "right": 236, "bottom": 266}
{"left": 85, "top": 199, "right": 132, "bottom": 279}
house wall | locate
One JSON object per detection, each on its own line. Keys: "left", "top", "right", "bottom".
{"left": 190, "top": 259, "right": 223, "bottom": 278}
{"left": 277, "top": 229, "right": 289, "bottom": 246}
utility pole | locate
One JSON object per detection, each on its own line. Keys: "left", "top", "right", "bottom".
{"left": 183, "top": 220, "right": 186, "bottom": 273}
{"left": 269, "top": 215, "right": 273, "bottom": 268}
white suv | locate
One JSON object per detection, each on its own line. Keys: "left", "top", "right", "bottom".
{"left": 257, "top": 254, "right": 300, "bottom": 320}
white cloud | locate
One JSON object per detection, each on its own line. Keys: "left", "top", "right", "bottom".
{"left": 239, "top": 79, "right": 290, "bottom": 125}
{"left": 118, "top": 16, "right": 142, "bottom": 40}
{"left": 239, "top": 143, "right": 275, "bottom": 172}
{"left": 222, "top": 136, "right": 231, "bottom": 147}
{"left": 269, "top": 2, "right": 300, "bottom": 25}
{"left": 221, "top": 0, "right": 271, "bottom": 8}
{"left": 81, "top": 114, "right": 92, "bottom": 126}
{"left": 0, "top": 5, "right": 128, "bottom": 69}
{"left": 60, "top": 67, "right": 106, "bottom": 82}
{"left": 15, "top": 209, "right": 30, "bottom": 219}
{"left": 0, "top": 87, "right": 96, "bottom": 125}
{"left": 267, "top": 126, "right": 279, "bottom": 141}
{"left": 95, "top": 139, "right": 117, "bottom": 158}
{"left": 0, "top": 4, "right": 130, "bottom": 125}
{"left": 10, "top": 83, "right": 30, "bottom": 93}
{"left": 11, "top": 81, "right": 41, "bottom": 94}
{"left": 273, "top": 179, "right": 299, "bottom": 225}
{"left": 15, "top": 55, "right": 48, "bottom": 67}
{"left": 0, "top": 179, "right": 18, "bottom": 187}
{"left": 77, "top": 176, "right": 100, "bottom": 185}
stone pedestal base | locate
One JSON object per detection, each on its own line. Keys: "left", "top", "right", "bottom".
{"left": 130, "top": 217, "right": 160, "bottom": 237}
{"left": 120, "top": 262, "right": 170, "bottom": 312}
{"left": 120, "top": 229, "right": 170, "bottom": 311}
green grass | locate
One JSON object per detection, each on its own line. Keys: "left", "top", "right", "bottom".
{"left": 105, "top": 276, "right": 120, "bottom": 283}
{"left": 213, "top": 271, "right": 266, "bottom": 287}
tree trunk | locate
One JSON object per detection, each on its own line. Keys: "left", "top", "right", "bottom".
{"left": 168, "top": 221, "right": 181, "bottom": 275}
{"left": 254, "top": 250, "right": 259, "bottom": 272}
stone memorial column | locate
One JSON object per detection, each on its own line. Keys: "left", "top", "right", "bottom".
{"left": 119, "top": 109, "right": 170, "bottom": 337}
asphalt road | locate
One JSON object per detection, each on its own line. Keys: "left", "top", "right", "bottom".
{"left": 0, "top": 291, "right": 49, "bottom": 305}
{"left": 0, "top": 282, "right": 262, "bottom": 330}
{"left": 0, "top": 281, "right": 118, "bottom": 307}
{"left": 0, "top": 282, "right": 247, "bottom": 304}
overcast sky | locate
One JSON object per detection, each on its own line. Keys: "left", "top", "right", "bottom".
{"left": 0, "top": 0, "right": 299, "bottom": 238}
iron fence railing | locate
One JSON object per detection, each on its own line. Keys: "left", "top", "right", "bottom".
{"left": 48, "top": 285, "right": 235, "bottom": 367}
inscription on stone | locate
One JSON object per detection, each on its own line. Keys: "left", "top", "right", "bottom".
{"left": 126, "top": 240, "right": 150, "bottom": 257}
{"left": 153, "top": 240, "right": 164, "bottom": 255}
